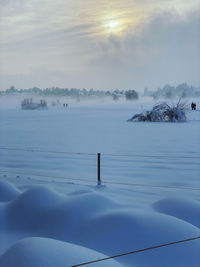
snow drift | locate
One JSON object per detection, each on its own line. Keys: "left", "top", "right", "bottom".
{"left": 153, "top": 198, "right": 200, "bottom": 228}
{"left": 0, "top": 181, "right": 200, "bottom": 266}
{"left": 0, "top": 237, "right": 123, "bottom": 267}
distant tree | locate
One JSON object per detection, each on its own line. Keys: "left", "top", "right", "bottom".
{"left": 105, "top": 91, "right": 111, "bottom": 96}
{"left": 89, "top": 88, "right": 94, "bottom": 96}
{"left": 163, "top": 84, "right": 175, "bottom": 99}
{"left": 175, "top": 83, "right": 190, "bottom": 98}
{"left": 125, "top": 90, "right": 139, "bottom": 100}
{"left": 164, "top": 91, "right": 174, "bottom": 99}
{"left": 112, "top": 94, "right": 119, "bottom": 101}
{"left": 81, "top": 88, "right": 87, "bottom": 96}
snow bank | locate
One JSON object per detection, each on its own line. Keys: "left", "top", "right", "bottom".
{"left": 153, "top": 197, "right": 200, "bottom": 228}
{"left": 0, "top": 181, "right": 200, "bottom": 266}
{"left": 0, "top": 181, "right": 20, "bottom": 202}
{"left": 0, "top": 237, "right": 123, "bottom": 267}
{"left": 6, "top": 186, "right": 64, "bottom": 230}
{"left": 78, "top": 209, "right": 200, "bottom": 266}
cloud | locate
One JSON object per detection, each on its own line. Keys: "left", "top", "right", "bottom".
{"left": 87, "top": 10, "right": 200, "bottom": 89}
{"left": 0, "top": 1, "right": 199, "bottom": 90}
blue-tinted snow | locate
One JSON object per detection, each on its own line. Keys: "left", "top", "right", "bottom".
{"left": 0, "top": 97, "right": 200, "bottom": 266}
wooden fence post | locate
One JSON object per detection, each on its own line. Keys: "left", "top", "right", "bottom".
{"left": 97, "top": 153, "right": 101, "bottom": 185}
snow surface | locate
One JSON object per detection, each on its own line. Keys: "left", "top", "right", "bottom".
{"left": 0, "top": 237, "right": 124, "bottom": 267}
{"left": 0, "top": 97, "right": 200, "bottom": 266}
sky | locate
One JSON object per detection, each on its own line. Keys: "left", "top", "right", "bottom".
{"left": 0, "top": 0, "right": 200, "bottom": 91}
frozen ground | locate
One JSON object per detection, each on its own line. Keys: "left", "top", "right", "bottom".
{"left": 0, "top": 96, "right": 200, "bottom": 266}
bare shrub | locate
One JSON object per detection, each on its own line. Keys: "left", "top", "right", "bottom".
{"left": 128, "top": 100, "right": 187, "bottom": 122}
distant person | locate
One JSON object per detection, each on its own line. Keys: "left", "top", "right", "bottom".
{"left": 191, "top": 102, "right": 196, "bottom": 110}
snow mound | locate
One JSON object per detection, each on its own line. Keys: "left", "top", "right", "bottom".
{"left": 8, "top": 186, "right": 63, "bottom": 210}
{"left": 77, "top": 209, "right": 200, "bottom": 266}
{"left": 6, "top": 186, "right": 64, "bottom": 230}
{"left": 0, "top": 181, "right": 20, "bottom": 202}
{"left": 38, "top": 192, "right": 120, "bottom": 240}
{"left": 0, "top": 237, "right": 123, "bottom": 267}
{"left": 152, "top": 198, "right": 200, "bottom": 228}
{"left": 1, "top": 184, "right": 200, "bottom": 266}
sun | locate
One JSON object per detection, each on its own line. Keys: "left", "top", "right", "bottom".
{"left": 104, "top": 19, "right": 121, "bottom": 34}
{"left": 107, "top": 21, "right": 120, "bottom": 29}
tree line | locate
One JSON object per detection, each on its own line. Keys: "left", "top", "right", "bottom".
{"left": 0, "top": 86, "right": 139, "bottom": 100}
{"left": 143, "top": 83, "right": 200, "bottom": 99}
{"left": 1, "top": 83, "right": 200, "bottom": 100}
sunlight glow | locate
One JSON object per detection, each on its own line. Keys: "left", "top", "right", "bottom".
{"left": 107, "top": 21, "right": 120, "bottom": 29}
{"left": 104, "top": 19, "right": 122, "bottom": 34}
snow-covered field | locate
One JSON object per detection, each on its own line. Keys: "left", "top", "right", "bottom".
{"left": 0, "top": 96, "right": 200, "bottom": 266}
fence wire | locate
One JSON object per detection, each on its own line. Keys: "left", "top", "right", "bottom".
{"left": 71, "top": 236, "right": 200, "bottom": 266}
{"left": 0, "top": 146, "right": 200, "bottom": 266}
{"left": 1, "top": 169, "right": 200, "bottom": 192}
{"left": 0, "top": 146, "right": 199, "bottom": 192}
{"left": 0, "top": 146, "right": 199, "bottom": 159}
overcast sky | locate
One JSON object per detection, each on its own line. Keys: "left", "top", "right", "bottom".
{"left": 0, "top": 0, "right": 200, "bottom": 91}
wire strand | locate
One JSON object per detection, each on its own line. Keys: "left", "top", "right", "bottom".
{"left": 102, "top": 153, "right": 200, "bottom": 160}
{"left": 1, "top": 169, "right": 200, "bottom": 192}
{"left": 0, "top": 170, "right": 94, "bottom": 184}
{"left": 104, "top": 180, "right": 200, "bottom": 191}
{"left": 0, "top": 147, "right": 96, "bottom": 156}
{"left": 71, "top": 236, "right": 200, "bottom": 266}
{"left": 0, "top": 147, "right": 199, "bottom": 160}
